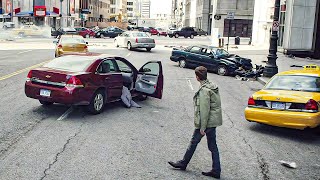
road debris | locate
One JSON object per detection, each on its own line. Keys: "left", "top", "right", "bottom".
{"left": 279, "top": 160, "right": 297, "bottom": 169}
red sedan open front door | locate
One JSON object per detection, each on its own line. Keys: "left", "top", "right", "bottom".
{"left": 135, "top": 61, "right": 163, "bottom": 99}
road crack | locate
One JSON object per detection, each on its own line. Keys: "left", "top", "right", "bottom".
{"left": 242, "top": 137, "right": 270, "bottom": 180}
{"left": 40, "top": 123, "right": 84, "bottom": 180}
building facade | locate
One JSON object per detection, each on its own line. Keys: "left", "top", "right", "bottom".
{"left": 140, "top": 0, "right": 150, "bottom": 18}
{"left": 110, "top": 0, "right": 127, "bottom": 21}
{"left": 211, "top": 0, "right": 254, "bottom": 37}
{"left": 88, "top": 0, "right": 111, "bottom": 23}
{"left": 127, "top": 0, "right": 139, "bottom": 20}
{"left": 171, "top": 0, "right": 184, "bottom": 28}
{"left": 253, "top": 0, "right": 320, "bottom": 59}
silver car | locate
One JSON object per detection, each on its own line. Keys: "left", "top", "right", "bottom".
{"left": 114, "top": 31, "right": 155, "bottom": 51}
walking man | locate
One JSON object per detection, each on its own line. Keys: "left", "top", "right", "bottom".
{"left": 168, "top": 66, "right": 223, "bottom": 179}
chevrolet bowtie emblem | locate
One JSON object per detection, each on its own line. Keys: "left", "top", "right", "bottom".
{"left": 276, "top": 98, "right": 280, "bottom": 100}
{"left": 45, "top": 75, "right": 51, "bottom": 78}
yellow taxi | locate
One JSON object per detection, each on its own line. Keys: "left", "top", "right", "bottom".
{"left": 245, "top": 65, "right": 320, "bottom": 130}
{"left": 54, "top": 35, "right": 88, "bottom": 57}
{"left": 12, "top": 25, "right": 46, "bottom": 37}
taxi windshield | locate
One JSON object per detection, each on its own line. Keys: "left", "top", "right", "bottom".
{"left": 265, "top": 75, "right": 320, "bottom": 92}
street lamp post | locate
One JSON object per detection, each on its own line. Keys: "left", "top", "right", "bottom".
{"left": 263, "top": 0, "right": 280, "bottom": 77}
{"left": 11, "top": 0, "right": 14, "bottom": 21}
{"left": 60, "top": 0, "right": 63, "bottom": 27}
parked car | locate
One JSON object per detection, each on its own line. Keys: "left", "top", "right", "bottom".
{"left": 168, "top": 27, "right": 197, "bottom": 39}
{"left": 53, "top": 35, "right": 88, "bottom": 57}
{"left": 138, "top": 27, "right": 150, "bottom": 32}
{"left": 150, "top": 28, "right": 167, "bottom": 36}
{"left": 114, "top": 31, "right": 155, "bottom": 52}
{"left": 245, "top": 65, "right": 320, "bottom": 130}
{"left": 25, "top": 53, "right": 164, "bottom": 114}
{"left": 196, "top": 28, "right": 208, "bottom": 36}
{"left": 95, "top": 27, "right": 125, "bottom": 38}
{"left": 170, "top": 45, "right": 242, "bottom": 76}
{"left": 75, "top": 27, "right": 96, "bottom": 38}
{"left": 51, "top": 27, "right": 78, "bottom": 38}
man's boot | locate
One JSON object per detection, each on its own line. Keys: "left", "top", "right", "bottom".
{"left": 168, "top": 161, "right": 186, "bottom": 170}
{"left": 202, "top": 171, "right": 220, "bottom": 179}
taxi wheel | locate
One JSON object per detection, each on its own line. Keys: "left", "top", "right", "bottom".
{"left": 217, "top": 65, "right": 228, "bottom": 76}
{"left": 87, "top": 90, "right": 105, "bottom": 114}
{"left": 39, "top": 100, "right": 53, "bottom": 106}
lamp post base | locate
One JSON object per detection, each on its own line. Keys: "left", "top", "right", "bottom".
{"left": 263, "top": 64, "right": 278, "bottom": 77}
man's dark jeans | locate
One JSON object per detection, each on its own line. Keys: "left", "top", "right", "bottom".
{"left": 181, "top": 128, "right": 221, "bottom": 174}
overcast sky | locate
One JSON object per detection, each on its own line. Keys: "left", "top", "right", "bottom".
{"left": 150, "top": 0, "right": 171, "bottom": 17}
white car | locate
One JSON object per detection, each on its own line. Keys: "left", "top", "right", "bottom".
{"left": 114, "top": 31, "right": 155, "bottom": 52}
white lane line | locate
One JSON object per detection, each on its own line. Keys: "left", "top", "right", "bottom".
{"left": 126, "top": 52, "right": 132, "bottom": 57}
{"left": 57, "top": 107, "right": 74, "bottom": 121}
{"left": 17, "top": 50, "right": 33, "bottom": 54}
{"left": 186, "top": 78, "right": 194, "bottom": 91}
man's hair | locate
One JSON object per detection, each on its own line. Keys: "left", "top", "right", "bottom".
{"left": 195, "top": 66, "right": 207, "bottom": 81}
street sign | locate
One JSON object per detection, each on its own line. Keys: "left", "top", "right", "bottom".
{"left": 226, "top": 12, "right": 235, "bottom": 20}
{"left": 272, "top": 21, "right": 279, "bottom": 31}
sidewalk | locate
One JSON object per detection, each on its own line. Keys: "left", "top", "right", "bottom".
{"left": 230, "top": 47, "right": 320, "bottom": 85}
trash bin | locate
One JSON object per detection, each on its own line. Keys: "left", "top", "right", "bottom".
{"left": 218, "top": 38, "right": 224, "bottom": 47}
{"left": 235, "top": 36, "right": 240, "bottom": 45}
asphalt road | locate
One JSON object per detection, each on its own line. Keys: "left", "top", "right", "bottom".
{"left": 0, "top": 39, "right": 319, "bottom": 180}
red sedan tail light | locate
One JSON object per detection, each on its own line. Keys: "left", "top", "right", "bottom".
{"left": 135, "top": 38, "right": 138, "bottom": 43}
{"left": 26, "top": 70, "right": 32, "bottom": 81}
{"left": 84, "top": 45, "right": 88, "bottom": 49}
{"left": 58, "top": 44, "right": 62, "bottom": 48}
{"left": 248, "top": 96, "right": 256, "bottom": 106}
{"left": 66, "top": 76, "right": 84, "bottom": 88}
{"left": 305, "top": 99, "right": 318, "bottom": 111}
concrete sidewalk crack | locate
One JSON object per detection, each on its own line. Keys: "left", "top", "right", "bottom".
{"left": 39, "top": 123, "right": 84, "bottom": 180}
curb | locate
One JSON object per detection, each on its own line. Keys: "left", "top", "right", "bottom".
{"left": 257, "top": 77, "right": 269, "bottom": 85}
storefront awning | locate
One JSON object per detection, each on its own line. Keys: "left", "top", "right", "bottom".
{"left": 15, "top": 11, "right": 33, "bottom": 17}
{"left": 47, "top": 11, "right": 59, "bottom": 17}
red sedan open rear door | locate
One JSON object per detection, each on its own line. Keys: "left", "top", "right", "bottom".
{"left": 135, "top": 61, "right": 163, "bottom": 99}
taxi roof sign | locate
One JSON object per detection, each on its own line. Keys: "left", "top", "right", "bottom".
{"left": 304, "top": 64, "right": 320, "bottom": 70}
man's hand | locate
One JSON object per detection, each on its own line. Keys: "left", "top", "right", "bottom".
{"left": 200, "top": 130, "right": 206, "bottom": 136}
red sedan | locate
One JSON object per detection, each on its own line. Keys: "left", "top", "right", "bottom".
{"left": 150, "top": 28, "right": 168, "bottom": 36}
{"left": 75, "top": 27, "right": 96, "bottom": 38}
{"left": 25, "top": 53, "right": 164, "bottom": 114}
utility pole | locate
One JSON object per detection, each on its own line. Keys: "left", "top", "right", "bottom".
{"left": 263, "top": 0, "right": 280, "bottom": 77}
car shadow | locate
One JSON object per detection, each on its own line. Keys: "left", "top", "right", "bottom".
{"left": 30, "top": 104, "right": 71, "bottom": 117}
{"left": 129, "top": 49, "right": 154, "bottom": 53}
{"left": 249, "top": 124, "right": 320, "bottom": 144}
